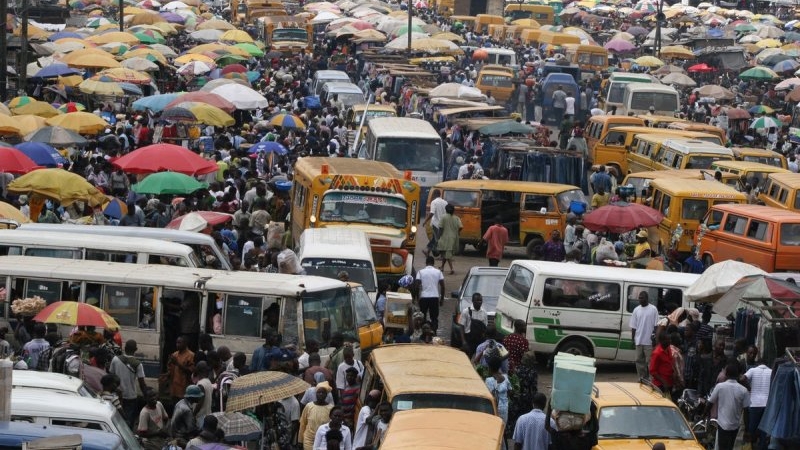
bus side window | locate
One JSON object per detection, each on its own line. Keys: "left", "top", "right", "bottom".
{"left": 103, "top": 284, "right": 147, "bottom": 328}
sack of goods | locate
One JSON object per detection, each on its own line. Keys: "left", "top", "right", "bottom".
{"left": 551, "top": 352, "right": 596, "bottom": 427}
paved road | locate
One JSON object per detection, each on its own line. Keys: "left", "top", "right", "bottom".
{"left": 412, "top": 229, "right": 639, "bottom": 389}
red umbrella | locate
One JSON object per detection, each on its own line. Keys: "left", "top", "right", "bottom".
{"left": 112, "top": 143, "right": 218, "bottom": 175}
{"left": 164, "top": 91, "right": 236, "bottom": 113}
{"left": 166, "top": 211, "right": 233, "bottom": 231}
{"left": 712, "top": 275, "right": 800, "bottom": 319}
{"left": 724, "top": 108, "right": 751, "bottom": 120}
{"left": 220, "top": 64, "right": 247, "bottom": 75}
{"left": 0, "top": 147, "right": 42, "bottom": 174}
{"left": 688, "top": 63, "right": 715, "bottom": 73}
{"left": 582, "top": 201, "right": 664, "bottom": 233}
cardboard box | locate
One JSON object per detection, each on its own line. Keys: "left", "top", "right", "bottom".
{"left": 384, "top": 292, "right": 413, "bottom": 330}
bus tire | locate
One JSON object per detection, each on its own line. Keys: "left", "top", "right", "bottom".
{"left": 526, "top": 238, "right": 544, "bottom": 260}
{"left": 557, "top": 339, "right": 592, "bottom": 358}
{"left": 702, "top": 254, "right": 714, "bottom": 268}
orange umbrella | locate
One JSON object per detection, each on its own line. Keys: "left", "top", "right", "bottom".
{"left": 33, "top": 301, "right": 120, "bottom": 329}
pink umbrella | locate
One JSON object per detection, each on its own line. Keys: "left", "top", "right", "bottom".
{"left": 220, "top": 63, "right": 247, "bottom": 75}
{"left": 166, "top": 211, "right": 233, "bottom": 232}
{"left": 351, "top": 20, "right": 374, "bottom": 30}
{"left": 164, "top": 91, "right": 236, "bottom": 113}
{"left": 604, "top": 39, "right": 637, "bottom": 52}
{"left": 112, "top": 143, "right": 218, "bottom": 175}
{"left": 582, "top": 202, "right": 664, "bottom": 233}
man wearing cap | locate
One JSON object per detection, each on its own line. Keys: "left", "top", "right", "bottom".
{"left": 170, "top": 385, "right": 203, "bottom": 441}
{"left": 633, "top": 229, "right": 652, "bottom": 260}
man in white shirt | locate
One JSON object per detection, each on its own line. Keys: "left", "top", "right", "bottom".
{"left": 352, "top": 390, "right": 380, "bottom": 448}
{"left": 458, "top": 292, "right": 488, "bottom": 356}
{"left": 312, "top": 406, "right": 352, "bottom": 450}
{"left": 707, "top": 362, "right": 750, "bottom": 450}
{"left": 422, "top": 191, "right": 447, "bottom": 256}
{"left": 415, "top": 256, "right": 445, "bottom": 333}
{"left": 565, "top": 92, "right": 576, "bottom": 116}
{"left": 334, "top": 346, "right": 364, "bottom": 392}
{"left": 744, "top": 361, "right": 772, "bottom": 450}
{"left": 629, "top": 291, "right": 659, "bottom": 380}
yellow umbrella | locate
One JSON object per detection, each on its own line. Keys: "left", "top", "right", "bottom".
{"left": 634, "top": 55, "right": 665, "bottom": 67}
{"left": 53, "top": 37, "right": 92, "bottom": 46}
{"left": 14, "top": 25, "right": 50, "bottom": 40}
{"left": 164, "top": 101, "right": 235, "bottom": 127}
{"left": 7, "top": 168, "right": 108, "bottom": 207}
{"left": 430, "top": 31, "right": 464, "bottom": 43}
{"left": 187, "top": 43, "right": 228, "bottom": 53}
{"left": 86, "top": 31, "right": 141, "bottom": 45}
{"left": 128, "top": 12, "right": 167, "bottom": 25}
{"left": 152, "top": 22, "right": 179, "bottom": 35}
{"left": 99, "top": 68, "right": 153, "bottom": 84}
{"left": 65, "top": 53, "right": 122, "bottom": 69}
{"left": 0, "top": 202, "right": 30, "bottom": 223}
{"left": 123, "top": 6, "right": 150, "bottom": 15}
{"left": 58, "top": 75, "right": 85, "bottom": 88}
{"left": 0, "top": 115, "right": 21, "bottom": 135}
{"left": 174, "top": 53, "right": 215, "bottom": 65}
{"left": 0, "top": 103, "right": 10, "bottom": 116}
{"left": 78, "top": 76, "right": 125, "bottom": 96}
{"left": 197, "top": 18, "right": 236, "bottom": 30}
{"left": 46, "top": 112, "right": 109, "bottom": 135}
{"left": 61, "top": 47, "right": 116, "bottom": 62}
{"left": 95, "top": 23, "right": 120, "bottom": 32}
{"left": 756, "top": 38, "right": 782, "bottom": 48}
{"left": 660, "top": 45, "right": 695, "bottom": 59}
{"left": 12, "top": 115, "right": 48, "bottom": 137}
{"left": 12, "top": 101, "right": 61, "bottom": 118}
{"left": 220, "top": 29, "right": 254, "bottom": 43}
{"left": 351, "top": 29, "right": 388, "bottom": 43}
{"left": 122, "top": 48, "right": 169, "bottom": 65}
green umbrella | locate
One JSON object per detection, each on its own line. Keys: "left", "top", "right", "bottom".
{"left": 735, "top": 24, "right": 757, "bottom": 33}
{"left": 478, "top": 120, "right": 535, "bottom": 136}
{"left": 739, "top": 66, "right": 779, "bottom": 80}
{"left": 234, "top": 43, "right": 265, "bottom": 57}
{"left": 131, "top": 171, "right": 209, "bottom": 195}
{"left": 215, "top": 54, "right": 247, "bottom": 66}
{"left": 133, "top": 30, "right": 166, "bottom": 45}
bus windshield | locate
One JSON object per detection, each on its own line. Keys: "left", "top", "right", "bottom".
{"left": 301, "top": 257, "right": 377, "bottom": 292}
{"left": 272, "top": 28, "right": 307, "bottom": 42}
{"left": 607, "top": 83, "right": 629, "bottom": 104}
{"left": 375, "top": 138, "right": 443, "bottom": 172}
{"left": 320, "top": 192, "right": 408, "bottom": 228}
{"left": 302, "top": 287, "right": 358, "bottom": 346}
{"left": 630, "top": 92, "right": 678, "bottom": 113}
{"left": 355, "top": 110, "right": 396, "bottom": 124}
{"left": 687, "top": 155, "right": 729, "bottom": 170}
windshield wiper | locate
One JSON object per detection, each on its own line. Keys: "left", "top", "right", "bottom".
{"left": 598, "top": 433, "right": 635, "bottom": 438}
{"left": 636, "top": 435, "right": 688, "bottom": 440}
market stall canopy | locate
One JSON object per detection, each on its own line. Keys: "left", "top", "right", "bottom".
{"left": 706, "top": 275, "right": 800, "bottom": 320}
{"left": 685, "top": 260, "right": 768, "bottom": 302}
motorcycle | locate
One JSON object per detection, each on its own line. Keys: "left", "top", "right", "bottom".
{"left": 677, "top": 389, "right": 717, "bottom": 450}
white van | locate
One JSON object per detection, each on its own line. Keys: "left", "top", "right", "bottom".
{"left": 11, "top": 371, "right": 97, "bottom": 397}
{"left": 494, "top": 260, "right": 701, "bottom": 363}
{"left": 312, "top": 70, "right": 351, "bottom": 96}
{"left": 0, "top": 230, "right": 201, "bottom": 267}
{"left": 17, "top": 223, "right": 232, "bottom": 270}
{"left": 320, "top": 82, "right": 365, "bottom": 108}
{"left": 618, "top": 83, "right": 680, "bottom": 117}
{"left": 484, "top": 47, "right": 518, "bottom": 68}
{"left": 10, "top": 388, "right": 141, "bottom": 450}
{"left": 297, "top": 227, "right": 378, "bottom": 300}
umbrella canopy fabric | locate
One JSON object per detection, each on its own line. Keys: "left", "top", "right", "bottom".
{"left": 12, "top": 101, "right": 61, "bottom": 118}
{"left": 14, "top": 142, "right": 67, "bottom": 167}
{"left": 8, "top": 168, "right": 107, "bottom": 206}
{"left": 0, "top": 201, "right": 30, "bottom": 223}
{"left": 248, "top": 141, "right": 288, "bottom": 155}
{"left": 209, "top": 412, "right": 262, "bottom": 442}
{"left": 33, "top": 301, "right": 119, "bottom": 329}
{"left": 112, "top": 143, "right": 218, "bottom": 175}
{"left": 163, "top": 102, "right": 235, "bottom": 127}
{"left": 604, "top": 38, "right": 637, "bottom": 52}
{"left": 0, "top": 147, "right": 42, "bottom": 174}
{"left": 32, "top": 63, "right": 81, "bottom": 79}
{"left": 427, "top": 83, "right": 486, "bottom": 101}
{"left": 696, "top": 85, "right": 735, "bottom": 100}
{"left": 750, "top": 116, "right": 781, "bottom": 129}
{"left": 166, "top": 211, "right": 233, "bottom": 231}
{"left": 685, "top": 260, "right": 768, "bottom": 302}
{"left": 103, "top": 196, "right": 128, "bottom": 219}
{"left": 209, "top": 84, "right": 268, "bottom": 110}
{"left": 687, "top": 63, "right": 715, "bottom": 72}
{"left": 582, "top": 201, "right": 664, "bottom": 233}
{"left": 709, "top": 275, "right": 800, "bottom": 319}
{"left": 740, "top": 66, "right": 779, "bottom": 80}
{"left": 226, "top": 371, "right": 311, "bottom": 412}
{"left": 478, "top": 120, "right": 535, "bottom": 136}
{"left": 79, "top": 76, "right": 125, "bottom": 96}
{"left": 131, "top": 171, "right": 209, "bottom": 194}
{"left": 132, "top": 93, "right": 184, "bottom": 112}
{"left": 268, "top": 114, "right": 306, "bottom": 129}
{"left": 25, "top": 126, "right": 88, "bottom": 146}
{"left": 46, "top": 112, "right": 108, "bottom": 135}
{"left": 165, "top": 92, "right": 235, "bottom": 113}
{"left": 660, "top": 72, "right": 697, "bottom": 86}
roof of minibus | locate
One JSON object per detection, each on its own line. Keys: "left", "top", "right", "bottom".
{"left": 731, "top": 147, "right": 784, "bottom": 157}
{"left": 479, "top": 69, "right": 514, "bottom": 77}
{"left": 710, "top": 160, "right": 789, "bottom": 173}
{"left": 624, "top": 83, "right": 678, "bottom": 93}
{"left": 0, "top": 229, "right": 194, "bottom": 256}
{"left": 508, "top": 260, "right": 700, "bottom": 286}
{"left": 369, "top": 344, "right": 494, "bottom": 400}
{"left": 611, "top": 126, "right": 717, "bottom": 139}
{"left": 381, "top": 409, "right": 503, "bottom": 450}
{"left": 589, "top": 115, "right": 645, "bottom": 125}
{"left": 298, "top": 228, "right": 373, "bottom": 260}
{"left": 648, "top": 178, "right": 745, "bottom": 198}
{"left": 0, "top": 255, "right": 346, "bottom": 295}
{"left": 661, "top": 139, "right": 733, "bottom": 155}
{"left": 294, "top": 157, "right": 403, "bottom": 178}
{"left": 367, "top": 117, "right": 439, "bottom": 137}
{"left": 766, "top": 172, "right": 800, "bottom": 186}
{"left": 608, "top": 72, "right": 654, "bottom": 81}
{"left": 623, "top": 169, "right": 711, "bottom": 182}
{"left": 435, "top": 179, "right": 579, "bottom": 193}
{"left": 709, "top": 203, "right": 800, "bottom": 222}
{"left": 349, "top": 103, "right": 397, "bottom": 113}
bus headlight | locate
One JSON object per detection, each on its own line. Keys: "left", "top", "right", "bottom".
{"left": 391, "top": 253, "right": 404, "bottom": 267}
{"left": 410, "top": 225, "right": 417, "bottom": 234}
{"left": 310, "top": 216, "right": 317, "bottom": 227}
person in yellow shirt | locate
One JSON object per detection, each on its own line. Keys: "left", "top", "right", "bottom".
{"left": 590, "top": 187, "right": 610, "bottom": 209}
{"left": 633, "top": 230, "right": 652, "bottom": 260}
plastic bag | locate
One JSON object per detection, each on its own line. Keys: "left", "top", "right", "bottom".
{"left": 266, "top": 221, "right": 284, "bottom": 250}
{"left": 277, "top": 249, "right": 302, "bottom": 275}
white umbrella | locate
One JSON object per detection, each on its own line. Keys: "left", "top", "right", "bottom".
{"left": 149, "top": 44, "right": 178, "bottom": 58}
{"left": 660, "top": 72, "right": 697, "bottom": 87}
{"left": 190, "top": 29, "right": 224, "bottom": 42}
{"left": 177, "top": 212, "right": 208, "bottom": 232}
{"left": 685, "top": 260, "right": 767, "bottom": 302}
{"left": 199, "top": 78, "right": 250, "bottom": 92}
{"left": 161, "top": 0, "right": 190, "bottom": 10}
{"left": 122, "top": 57, "right": 160, "bottom": 71}
{"left": 312, "top": 11, "right": 341, "bottom": 24}
{"left": 177, "top": 61, "right": 215, "bottom": 75}
{"left": 427, "top": 83, "right": 486, "bottom": 101}
{"left": 210, "top": 84, "right": 268, "bottom": 110}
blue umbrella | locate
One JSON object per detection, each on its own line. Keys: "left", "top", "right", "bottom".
{"left": 132, "top": 93, "right": 183, "bottom": 112}
{"left": 103, "top": 197, "right": 127, "bottom": 220}
{"left": 773, "top": 59, "right": 800, "bottom": 73}
{"left": 48, "top": 31, "right": 84, "bottom": 41}
{"left": 119, "top": 82, "right": 144, "bottom": 96}
{"left": 14, "top": 142, "right": 67, "bottom": 167}
{"left": 707, "top": 28, "right": 724, "bottom": 38}
{"left": 249, "top": 141, "right": 288, "bottom": 155}
{"left": 303, "top": 96, "right": 321, "bottom": 109}
{"left": 245, "top": 71, "right": 261, "bottom": 82}
{"left": 32, "top": 63, "right": 81, "bottom": 79}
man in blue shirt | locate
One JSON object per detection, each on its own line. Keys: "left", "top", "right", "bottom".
{"left": 513, "top": 393, "right": 556, "bottom": 450}
{"left": 250, "top": 329, "right": 282, "bottom": 372}
{"left": 591, "top": 165, "right": 612, "bottom": 195}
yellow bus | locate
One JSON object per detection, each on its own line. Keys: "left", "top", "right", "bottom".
{"left": 709, "top": 160, "right": 789, "bottom": 191}
{"left": 585, "top": 115, "right": 645, "bottom": 160}
{"left": 760, "top": 172, "right": 800, "bottom": 212}
{"left": 627, "top": 136, "right": 732, "bottom": 174}
{"left": 623, "top": 169, "right": 739, "bottom": 203}
{"left": 475, "top": 14, "right": 504, "bottom": 34}
{"left": 291, "top": 158, "right": 420, "bottom": 282}
{"left": 731, "top": 147, "right": 788, "bottom": 168}
{"left": 563, "top": 43, "right": 609, "bottom": 74}
{"left": 504, "top": 4, "right": 555, "bottom": 24}
{"left": 648, "top": 178, "right": 746, "bottom": 254}
{"left": 666, "top": 121, "right": 727, "bottom": 145}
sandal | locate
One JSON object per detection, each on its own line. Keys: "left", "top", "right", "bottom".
{"left": 449, "top": 271, "right": 455, "bottom": 275}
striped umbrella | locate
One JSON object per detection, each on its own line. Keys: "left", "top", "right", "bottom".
{"left": 210, "top": 412, "right": 262, "bottom": 442}
{"left": 750, "top": 116, "right": 781, "bottom": 129}
{"left": 226, "top": 371, "right": 310, "bottom": 412}
{"left": 268, "top": 113, "right": 306, "bottom": 130}
{"left": 33, "top": 301, "right": 119, "bottom": 329}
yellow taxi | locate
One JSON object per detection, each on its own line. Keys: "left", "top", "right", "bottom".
{"left": 592, "top": 381, "right": 704, "bottom": 450}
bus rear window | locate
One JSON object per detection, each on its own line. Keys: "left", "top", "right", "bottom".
{"left": 393, "top": 394, "right": 495, "bottom": 415}
{"left": 444, "top": 190, "right": 478, "bottom": 208}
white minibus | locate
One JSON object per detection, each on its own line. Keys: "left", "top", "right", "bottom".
{"left": 0, "top": 230, "right": 201, "bottom": 267}
{"left": 296, "top": 227, "right": 378, "bottom": 300}
{"left": 312, "top": 70, "right": 351, "bottom": 96}
{"left": 17, "top": 223, "right": 232, "bottom": 270}
{"left": 619, "top": 83, "right": 680, "bottom": 117}
{"left": 602, "top": 72, "right": 655, "bottom": 113}
{"left": 494, "top": 260, "right": 701, "bottom": 363}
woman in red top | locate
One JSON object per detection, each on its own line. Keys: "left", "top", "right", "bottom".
{"left": 502, "top": 319, "right": 529, "bottom": 374}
